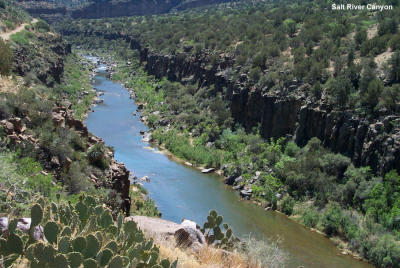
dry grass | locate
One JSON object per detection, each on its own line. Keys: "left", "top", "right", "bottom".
{"left": 153, "top": 232, "right": 288, "bottom": 268}
{"left": 158, "top": 241, "right": 252, "bottom": 268}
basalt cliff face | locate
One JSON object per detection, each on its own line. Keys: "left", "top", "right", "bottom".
{"left": 62, "top": 30, "right": 400, "bottom": 176}
{"left": 70, "top": 0, "right": 181, "bottom": 19}
{"left": 142, "top": 48, "right": 400, "bottom": 175}
{"left": 17, "top": 1, "right": 68, "bottom": 23}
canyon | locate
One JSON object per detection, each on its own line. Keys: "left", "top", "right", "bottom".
{"left": 60, "top": 30, "right": 400, "bottom": 176}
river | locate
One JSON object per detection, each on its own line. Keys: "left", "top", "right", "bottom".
{"left": 84, "top": 58, "right": 374, "bottom": 268}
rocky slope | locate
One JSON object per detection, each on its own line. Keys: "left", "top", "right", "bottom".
{"left": 12, "top": 32, "right": 71, "bottom": 86}
{"left": 3, "top": 23, "right": 131, "bottom": 214}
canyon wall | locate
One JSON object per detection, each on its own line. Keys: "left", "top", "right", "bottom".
{"left": 138, "top": 43, "right": 400, "bottom": 176}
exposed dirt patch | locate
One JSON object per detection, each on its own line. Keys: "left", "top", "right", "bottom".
{"left": 374, "top": 50, "right": 394, "bottom": 70}
{"left": 0, "top": 76, "right": 20, "bottom": 93}
{"left": 0, "top": 19, "right": 38, "bottom": 41}
{"left": 367, "top": 24, "right": 378, "bottom": 39}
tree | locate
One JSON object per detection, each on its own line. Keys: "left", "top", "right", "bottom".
{"left": 389, "top": 51, "right": 400, "bottom": 83}
{"left": 0, "top": 38, "right": 13, "bottom": 75}
{"left": 286, "top": 21, "right": 297, "bottom": 37}
{"left": 362, "top": 79, "right": 383, "bottom": 110}
{"left": 330, "top": 75, "right": 354, "bottom": 107}
{"left": 378, "top": 85, "right": 400, "bottom": 112}
{"left": 355, "top": 28, "right": 367, "bottom": 47}
{"left": 359, "top": 59, "right": 377, "bottom": 92}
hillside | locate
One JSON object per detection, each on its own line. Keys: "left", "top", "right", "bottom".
{"left": 17, "top": 0, "right": 241, "bottom": 22}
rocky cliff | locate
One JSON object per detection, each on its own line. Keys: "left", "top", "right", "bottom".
{"left": 61, "top": 30, "right": 400, "bottom": 176}
{"left": 17, "top": 1, "right": 67, "bottom": 23}
{"left": 137, "top": 41, "right": 400, "bottom": 175}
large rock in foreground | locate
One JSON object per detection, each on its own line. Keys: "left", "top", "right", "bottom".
{"left": 125, "top": 216, "right": 206, "bottom": 251}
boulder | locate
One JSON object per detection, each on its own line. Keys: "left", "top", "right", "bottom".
{"left": 142, "top": 133, "right": 152, "bottom": 142}
{"left": 174, "top": 226, "right": 205, "bottom": 250}
{"left": 224, "top": 175, "right": 235, "bottom": 185}
{"left": 52, "top": 112, "right": 65, "bottom": 127}
{"left": 234, "top": 176, "right": 243, "bottom": 184}
{"left": 0, "top": 217, "right": 44, "bottom": 241}
{"left": 0, "top": 120, "right": 14, "bottom": 134}
{"left": 140, "top": 176, "right": 150, "bottom": 182}
{"left": 50, "top": 156, "right": 60, "bottom": 167}
{"left": 240, "top": 189, "right": 252, "bottom": 199}
{"left": 125, "top": 216, "right": 206, "bottom": 251}
{"left": 9, "top": 117, "right": 24, "bottom": 133}
{"left": 201, "top": 168, "right": 215, "bottom": 173}
{"left": 94, "top": 98, "right": 104, "bottom": 104}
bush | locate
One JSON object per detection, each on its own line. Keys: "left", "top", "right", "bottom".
{"left": 280, "top": 195, "right": 295, "bottom": 215}
{"left": 302, "top": 208, "right": 319, "bottom": 228}
{"left": 10, "top": 30, "right": 33, "bottom": 46}
{"left": 34, "top": 19, "right": 50, "bottom": 32}
{"left": 88, "top": 143, "right": 109, "bottom": 170}
{"left": 320, "top": 202, "right": 342, "bottom": 236}
{"left": 3, "top": 20, "right": 14, "bottom": 30}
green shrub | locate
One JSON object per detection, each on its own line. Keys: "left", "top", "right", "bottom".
{"left": 302, "top": 208, "right": 319, "bottom": 228}
{"left": 3, "top": 20, "right": 14, "bottom": 30}
{"left": 10, "top": 30, "right": 33, "bottom": 46}
{"left": 320, "top": 202, "right": 342, "bottom": 236}
{"left": 34, "top": 19, "right": 50, "bottom": 32}
{"left": 280, "top": 195, "right": 295, "bottom": 216}
{"left": 88, "top": 143, "right": 109, "bottom": 170}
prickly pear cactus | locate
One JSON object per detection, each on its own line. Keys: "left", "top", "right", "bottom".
{"left": 201, "top": 210, "right": 239, "bottom": 249}
{"left": 0, "top": 195, "right": 178, "bottom": 268}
